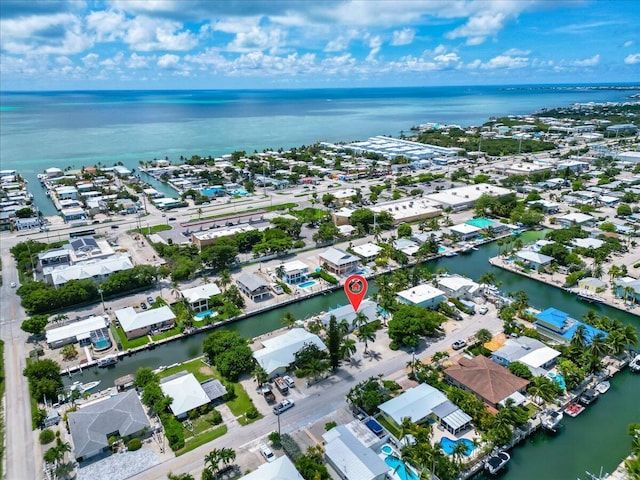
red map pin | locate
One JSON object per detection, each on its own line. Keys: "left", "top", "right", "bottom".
{"left": 344, "top": 274, "right": 368, "bottom": 312}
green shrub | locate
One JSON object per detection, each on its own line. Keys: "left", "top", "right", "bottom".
{"left": 269, "top": 431, "right": 282, "bottom": 448}
{"left": 246, "top": 406, "right": 259, "bottom": 419}
{"left": 324, "top": 421, "right": 337, "bottom": 431}
{"left": 39, "top": 429, "right": 55, "bottom": 445}
{"left": 127, "top": 438, "right": 142, "bottom": 451}
{"left": 188, "top": 409, "right": 199, "bottom": 420}
{"left": 281, "top": 433, "right": 302, "bottom": 461}
{"left": 207, "top": 409, "right": 223, "bottom": 425}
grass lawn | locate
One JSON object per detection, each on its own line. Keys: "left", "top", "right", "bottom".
{"left": 376, "top": 414, "right": 402, "bottom": 439}
{"left": 226, "top": 385, "right": 254, "bottom": 417}
{"left": 183, "top": 414, "right": 222, "bottom": 439}
{"left": 237, "top": 411, "right": 263, "bottom": 426}
{"left": 523, "top": 403, "right": 539, "bottom": 418}
{"left": 111, "top": 324, "right": 149, "bottom": 350}
{"left": 129, "top": 224, "right": 172, "bottom": 234}
{"left": 176, "top": 425, "right": 227, "bottom": 456}
{"left": 157, "top": 358, "right": 218, "bottom": 383}
{"left": 151, "top": 325, "right": 182, "bottom": 341}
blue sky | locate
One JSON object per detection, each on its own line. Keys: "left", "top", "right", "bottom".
{"left": 1, "top": 0, "right": 638, "bottom": 90}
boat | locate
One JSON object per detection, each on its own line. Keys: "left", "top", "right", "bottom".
{"left": 485, "top": 450, "right": 511, "bottom": 475}
{"left": 444, "top": 251, "right": 458, "bottom": 257}
{"left": 564, "top": 402, "right": 585, "bottom": 417}
{"left": 595, "top": 381, "right": 610, "bottom": 394}
{"left": 576, "top": 292, "right": 604, "bottom": 304}
{"left": 97, "top": 354, "right": 118, "bottom": 367}
{"left": 579, "top": 388, "right": 599, "bottom": 405}
{"left": 542, "top": 410, "right": 563, "bottom": 432}
{"left": 70, "top": 380, "right": 101, "bottom": 394}
{"left": 460, "top": 243, "right": 473, "bottom": 253}
{"left": 629, "top": 354, "right": 640, "bottom": 373}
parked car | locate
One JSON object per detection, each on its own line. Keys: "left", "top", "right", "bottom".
{"left": 477, "top": 305, "right": 488, "bottom": 315}
{"left": 452, "top": 339, "right": 467, "bottom": 350}
{"left": 282, "top": 375, "right": 295, "bottom": 388}
{"left": 147, "top": 296, "right": 155, "bottom": 304}
{"left": 260, "top": 444, "right": 276, "bottom": 462}
{"left": 110, "top": 225, "right": 119, "bottom": 229}
{"left": 168, "top": 217, "right": 176, "bottom": 221}
{"left": 273, "top": 399, "right": 295, "bottom": 415}
{"left": 10, "top": 282, "right": 16, "bottom": 288}
{"left": 140, "top": 302, "right": 148, "bottom": 310}
{"left": 270, "top": 283, "right": 284, "bottom": 295}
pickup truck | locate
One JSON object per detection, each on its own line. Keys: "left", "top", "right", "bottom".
{"left": 273, "top": 399, "right": 295, "bottom": 415}
{"left": 274, "top": 377, "right": 289, "bottom": 394}
{"left": 260, "top": 384, "right": 276, "bottom": 403}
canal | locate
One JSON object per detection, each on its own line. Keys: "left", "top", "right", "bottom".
{"left": 68, "top": 230, "right": 640, "bottom": 478}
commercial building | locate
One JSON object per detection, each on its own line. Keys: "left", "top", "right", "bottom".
{"left": 426, "top": 184, "right": 513, "bottom": 212}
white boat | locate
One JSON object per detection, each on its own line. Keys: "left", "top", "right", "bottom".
{"left": 97, "top": 354, "right": 118, "bottom": 367}
{"left": 542, "top": 410, "right": 563, "bottom": 432}
{"left": 444, "top": 251, "right": 458, "bottom": 257}
{"left": 485, "top": 450, "right": 510, "bottom": 475}
{"left": 70, "top": 380, "right": 101, "bottom": 394}
{"left": 629, "top": 354, "right": 640, "bottom": 373}
{"left": 595, "top": 381, "right": 610, "bottom": 394}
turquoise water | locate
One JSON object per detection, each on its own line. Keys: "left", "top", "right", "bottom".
{"left": 467, "top": 217, "right": 495, "bottom": 228}
{"left": 548, "top": 372, "right": 566, "bottom": 391}
{"left": 194, "top": 310, "right": 216, "bottom": 319}
{"left": 230, "top": 189, "right": 248, "bottom": 196}
{"left": 440, "top": 437, "right": 477, "bottom": 456}
{"left": 201, "top": 187, "right": 224, "bottom": 196}
{"left": 93, "top": 338, "right": 111, "bottom": 350}
{"left": 298, "top": 280, "right": 317, "bottom": 289}
{"left": 385, "top": 455, "right": 419, "bottom": 480}
{"left": 438, "top": 246, "right": 447, "bottom": 253}
{"left": 381, "top": 444, "right": 393, "bottom": 455}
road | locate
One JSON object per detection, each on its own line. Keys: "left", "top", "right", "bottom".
{"left": 129, "top": 312, "right": 502, "bottom": 479}
{"left": 1, "top": 239, "right": 38, "bottom": 480}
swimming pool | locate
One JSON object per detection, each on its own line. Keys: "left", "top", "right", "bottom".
{"left": 548, "top": 372, "right": 566, "bottom": 390}
{"left": 93, "top": 338, "right": 111, "bottom": 350}
{"left": 438, "top": 246, "right": 447, "bottom": 253}
{"left": 298, "top": 280, "right": 317, "bottom": 289}
{"left": 230, "top": 189, "right": 248, "bottom": 196}
{"left": 194, "top": 310, "right": 217, "bottom": 320}
{"left": 201, "top": 187, "right": 224, "bottom": 196}
{"left": 439, "top": 437, "right": 476, "bottom": 456}
{"left": 384, "top": 455, "right": 419, "bottom": 480}
{"left": 381, "top": 444, "right": 393, "bottom": 455}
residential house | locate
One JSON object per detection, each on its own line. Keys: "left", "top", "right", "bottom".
{"left": 323, "top": 425, "right": 390, "bottom": 480}
{"left": 279, "top": 260, "right": 310, "bottom": 284}
{"left": 43, "top": 255, "right": 134, "bottom": 287}
{"left": 392, "top": 238, "right": 420, "bottom": 256}
{"left": 351, "top": 243, "right": 383, "bottom": 263}
{"left": 180, "top": 283, "right": 222, "bottom": 313}
{"left": 45, "top": 315, "right": 110, "bottom": 350}
{"left": 571, "top": 238, "right": 605, "bottom": 250}
{"left": 319, "top": 247, "right": 360, "bottom": 276}
{"left": 533, "top": 307, "right": 608, "bottom": 345}
{"left": 68, "top": 390, "right": 150, "bottom": 462}
{"left": 557, "top": 212, "right": 595, "bottom": 228}
{"left": 236, "top": 273, "right": 271, "bottom": 301}
{"left": 449, "top": 223, "right": 482, "bottom": 242}
{"left": 614, "top": 277, "right": 640, "bottom": 302}
{"left": 159, "top": 372, "right": 223, "bottom": 419}
{"left": 514, "top": 250, "right": 554, "bottom": 269}
{"left": 239, "top": 456, "right": 304, "bottom": 480}
{"left": 378, "top": 383, "right": 472, "bottom": 435}
{"left": 445, "top": 356, "right": 530, "bottom": 408}
{"left": 114, "top": 306, "right": 176, "bottom": 340}
{"left": 577, "top": 277, "right": 606, "bottom": 293}
{"left": 437, "top": 275, "right": 481, "bottom": 300}
{"left": 253, "top": 328, "right": 327, "bottom": 377}
{"left": 396, "top": 284, "right": 446, "bottom": 309}
{"left": 320, "top": 300, "right": 378, "bottom": 331}
{"left": 491, "top": 337, "right": 560, "bottom": 376}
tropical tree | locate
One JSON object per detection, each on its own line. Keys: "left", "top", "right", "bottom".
{"left": 478, "top": 271, "right": 497, "bottom": 286}
{"left": 204, "top": 449, "right": 222, "bottom": 475}
{"left": 275, "top": 265, "right": 285, "bottom": 280}
{"left": 451, "top": 441, "right": 469, "bottom": 466}
{"left": 281, "top": 311, "right": 296, "bottom": 329}
{"left": 216, "top": 270, "right": 232, "bottom": 292}
{"left": 170, "top": 281, "right": 180, "bottom": 300}
{"left": 476, "top": 328, "right": 493, "bottom": 346}
{"left": 587, "top": 332, "right": 609, "bottom": 359}
{"left": 357, "top": 324, "right": 377, "bottom": 354}
{"left": 219, "top": 447, "right": 236, "bottom": 468}
{"left": 252, "top": 365, "right": 268, "bottom": 387}
{"left": 527, "top": 376, "right": 559, "bottom": 404}
{"left": 54, "top": 461, "right": 75, "bottom": 480}
{"left": 352, "top": 311, "right": 369, "bottom": 331}
{"left": 328, "top": 316, "right": 342, "bottom": 371}
{"left": 340, "top": 337, "right": 357, "bottom": 360}
{"left": 570, "top": 324, "right": 589, "bottom": 350}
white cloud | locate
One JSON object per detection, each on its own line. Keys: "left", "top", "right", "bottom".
{"left": 122, "top": 16, "right": 199, "bottom": 51}
{"left": 100, "top": 52, "right": 124, "bottom": 67}
{"left": 86, "top": 9, "right": 126, "bottom": 42}
{"left": 571, "top": 54, "right": 600, "bottom": 67}
{"left": 366, "top": 35, "right": 382, "bottom": 62}
{"left": 481, "top": 53, "right": 529, "bottom": 70}
{"left": 623, "top": 40, "right": 634, "bottom": 48}
{"left": 82, "top": 53, "right": 99, "bottom": 67}
{"left": 324, "top": 30, "right": 360, "bottom": 53}
{"left": 55, "top": 56, "right": 73, "bottom": 66}
{"left": 391, "top": 28, "right": 415, "bottom": 46}
{"left": 227, "top": 26, "right": 285, "bottom": 54}
{"left": 624, "top": 53, "right": 640, "bottom": 65}
{"left": 127, "top": 53, "right": 151, "bottom": 68}
{"left": 157, "top": 53, "right": 180, "bottom": 69}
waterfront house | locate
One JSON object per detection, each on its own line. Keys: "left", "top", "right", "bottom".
{"left": 323, "top": 425, "right": 389, "bottom": 480}
{"left": 396, "top": 284, "right": 446, "bottom": 309}
{"left": 253, "top": 328, "right": 326, "bottom": 377}
{"left": 533, "top": 307, "right": 608, "bottom": 345}
{"left": 378, "top": 383, "right": 472, "bottom": 435}
{"left": 159, "top": 371, "right": 226, "bottom": 419}
{"left": 614, "top": 276, "right": 640, "bottom": 302}
{"left": 114, "top": 305, "right": 176, "bottom": 340}
{"left": 68, "top": 390, "right": 150, "bottom": 462}
{"left": 45, "top": 315, "right": 110, "bottom": 350}
{"left": 491, "top": 337, "right": 560, "bottom": 376}
{"left": 236, "top": 273, "right": 271, "bottom": 301}
{"left": 514, "top": 250, "right": 554, "bottom": 270}
{"left": 392, "top": 238, "right": 420, "bottom": 256}
{"left": 279, "top": 260, "right": 310, "bottom": 284}
{"left": 577, "top": 277, "right": 606, "bottom": 293}
{"left": 320, "top": 300, "right": 378, "bottom": 331}
{"left": 351, "top": 243, "right": 383, "bottom": 263}
{"left": 437, "top": 275, "right": 481, "bottom": 300}
{"left": 444, "top": 356, "right": 530, "bottom": 408}
{"left": 557, "top": 212, "right": 595, "bottom": 228}
{"left": 319, "top": 247, "right": 360, "bottom": 275}
{"left": 449, "top": 223, "right": 482, "bottom": 242}
{"left": 180, "top": 283, "right": 222, "bottom": 313}
{"left": 239, "top": 456, "right": 305, "bottom": 480}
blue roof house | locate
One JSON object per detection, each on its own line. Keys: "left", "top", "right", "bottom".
{"left": 533, "top": 308, "right": 607, "bottom": 345}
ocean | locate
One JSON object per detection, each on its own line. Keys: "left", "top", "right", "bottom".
{"left": 1, "top": 85, "right": 638, "bottom": 215}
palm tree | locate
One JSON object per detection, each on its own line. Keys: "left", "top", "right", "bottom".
{"left": 170, "top": 281, "right": 181, "bottom": 300}
{"left": 478, "top": 271, "right": 497, "bottom": 286}
{"left": 219, "top": 447, "right": 236, "bottom": 468}
{"left": 54, "top": 461, "right": 75, "bottom": 480}
{"left": 217, "top": 270, "right": 232, "bottom": 292}
{"left": 527, "top": 376, "right": 558, "bottom": 404}
{"left": 476, "top": 328, "right": 493, "bottom": 346}
{"left": 352, "top": 311, "right": 369, "bottom": 331}
{"left": 357, "top": 324, "right": 377, "bottom": 354}
{"left": 587, "top": 332, "right": 609, "bottom": 359}
{"left": 281, "top": 311, "right": 296, "bottom": 329}
{"left": 606, "top": 330, "right": 627, "bottom": 357}
{"left": 452, "top": 441, "right": 469, "bottom": 466}
{"left": 201, "top": 274, "right": 209, "bottom": 285}
{"left": 570, "top": 324, "right": 589, "bottom": 350}
{"left": 340, "top": 337, "right": 357, "bottom": 360}
{"left": 204, "top": 449, "right": 221, "bottom": 474}
{"left": 275, "top": 265, "right": 286, "bottom": 280}
{"left": 252, "top": 365, "right": 268, "bottom": 387}
{"left": 622, "top": 324, "right": 639, "bottom": 349}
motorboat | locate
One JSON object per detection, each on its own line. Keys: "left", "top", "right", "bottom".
{"left": 564, "top": 403, "right": 585, "bottom": 417}
{"left": 629, "top": 354, "right": 640, "bottom": 373}
{"left": 97, "top": 354, "right": 118, "bottom": 367}
{"left": 69, "top": 380, "right": 101, "bottom": 394}
{"left": 595, "top": 381, "right": 610, "bottom": 394}
{"left": 579, "top": 388, "right": 599, "bottom": 405}
{"left": 444, "top": 251, "right": 458, "bottom": 257}
{"left": 542, "top": 410, "right": 563, "bottom": 432}
{"left": 485, "top": 450, "right": 511, "bottom": 475}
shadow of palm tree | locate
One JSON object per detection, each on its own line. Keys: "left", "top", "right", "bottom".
{"left": 366, "top": 350, "right": 382, "bottom": 361}
{"left": 348, "top": 357, "right": 362, "bottom": 368}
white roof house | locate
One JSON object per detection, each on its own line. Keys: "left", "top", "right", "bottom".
{"left": 320, "top": 300, "right": 378, "bottom": 330}
{"left": 515, "top": 250, "right": 554, "bottom": 267}
{"left": 571, "top": 238, "right": 605, "bottom": 249}
{"left": 449, "top": 223, "right": 482, "bottom": 237}
{"left": 352, "top": 243, "right": 383, "bottom": 261}
{"left": 253, "top": 328, "right": 327, "bottom": 375}
{"left": 239, "top": 455, "right": 304, "bottom": 480}
{"left": 44, "top": 255, "right": 133, "bottom": 287}
{"left": 114, "top": 306, "right": 176, "bottom": 334}
{"left": 323, "top": 425, "right": 389, "bottom": 480}
{"left": 437, "top": 275, "right": 480, "bottom": 299}
{"left": 378, "top": 383, "right": 448, "bottom": 424}
{"left": 46, "top": 315, "right": 108, "bottom": 347}
{"left": 557, "top": 212, "right": 594, "bottom": 225}
{"left": 282, "top": 260, "right": 310, "bottom": 275}
{"left": 180, "top": 284, "right": 222, "bottom": 304}
{"left": 426, "top": 184, "right": 512, "bottom": 211}
{"left": 396, "top": 284, "right": 445, "bottom": 308}
{"left": 160, "top": 372, "right": 211, "bottom": 417}
{"left": 491, "top": 337, "right": 560, "bottom": 374}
